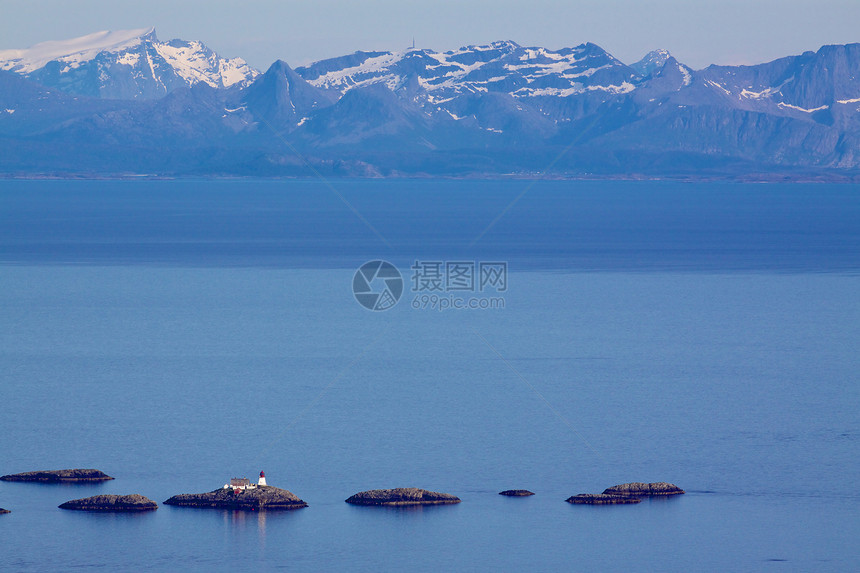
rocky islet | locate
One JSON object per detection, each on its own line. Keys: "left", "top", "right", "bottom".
{"left": 602, "top": 482, "right": 686, "bottom": 496}
{"left": 164, "top": 486, "right": 308, "bottom": 510}
{"left": 566, "top": 494, "right": 642, "bottom": 505}
{"left": 345, "top": 488, "right": 461, "bottom": 506}
{"left": 567, "top": 482, "right": 685, "bottom": 505}
{"left": 0, "top": 469, "right": 114, "bottom": 483}
{"left": 59, "top": 494, "right": 157, "bottom": 512}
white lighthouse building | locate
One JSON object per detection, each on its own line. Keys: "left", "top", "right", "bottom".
{"left": 258, "top": 471, "right": 267, "bottom": 487}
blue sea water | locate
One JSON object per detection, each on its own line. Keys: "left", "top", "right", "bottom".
{"left": 0, "top": 179, "right": 858, "bottom": 572}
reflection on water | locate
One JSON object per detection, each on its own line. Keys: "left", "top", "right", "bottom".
{"left": 60, "top": 509, "right": 159, "bottom": 524}
{"left": 346, "top": 503, "right": 461, "bottom": 516}
{"left": 219, "top": 506, "right": 303, "bottom": 544}
{"left": 221, "top": 509, "right": 270, "bottom": 531}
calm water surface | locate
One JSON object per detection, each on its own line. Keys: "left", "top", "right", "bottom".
{"left": 0, "top": 180, "right": 858, "bottom": 571}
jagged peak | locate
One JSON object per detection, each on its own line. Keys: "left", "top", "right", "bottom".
{"left": 259, "top": 59, "right": 320, "bottom": 88}
{"left": 245, "top": 58, "right": 337, "bottom": 114}
{"left": 577, "top": 42, "right": 611, "bottom": 54}
{"left": 486, "top": 40, "right": 521, "bottom": 50}
{"left": 631, "top": 49, "right": 675, "bottom": 77}
{"left": 139, "top": 27, "right": 158, "bottom": 41}
{"left": 647, "top": 48, "right": 672, "bottom": 59}
{"left": 265, "top": 59, "right": 294, "bottom": 74}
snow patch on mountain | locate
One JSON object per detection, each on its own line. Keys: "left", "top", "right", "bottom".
{"left": 706, "top": 79, "right": 733, "bottom": 96}
{"left": 517, "top": 80, "right": 635, "bottom": 98}
{"left": 116, "top": 52, "right": 141, "bottom": 67}
{"left": 778, "top": 102, "right": 829, "bottom": 113}
{"left": 0, "top": 28, "right": 153, "bottom": 73}
{"left": 739, "top": 76, "right": 794, "bottom": 101}
{"left": 310, "top": 51, "right": 402, "bottom": 92}
{"left": 678, "top": 63, "right": 692, "bottom": 86}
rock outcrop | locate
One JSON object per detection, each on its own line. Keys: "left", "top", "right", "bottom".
{"left": 164, "top": 486, "right": 307, "bottom": 510}
{"left": 499, "top": 490, "right": 535, "bottom": 497}
{"left": 602, "top": 482, "right": 685, "bottom": 496}
{"left": 59, "top": 494, "right": 157, "bottom": 512}
{"left": 566, "top": 494, "right": 642, "bottom": 505}
{"left": 345, "top": 488, "right": 461, "bottom": 506}
{"left": 0, "top": 469, "right": 114, "bottom": 483}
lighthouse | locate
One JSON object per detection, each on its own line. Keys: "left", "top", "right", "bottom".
{"left": 258, "top": 471, "right": 267, "bottom": 487}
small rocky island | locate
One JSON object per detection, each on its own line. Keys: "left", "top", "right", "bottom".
{"left": 59, "top": 494, "right": 157, "bottom": 512}
{"left": 568, "top": 482, "right": 684, "bottom": 505}
{"left": 567, "top": 494, "right": 642, "bottom": 505}
{"left": 166, "top": 472, "right": 306, "bottom": 511}
{"left": 499, "top": 490, "right": 535, "bottom": 497}
{"left": 346, "top": 488, "right": 461, "bottom": 506}
{"left": 165, "top": 486, "right": 307, "bottom": 510}
{"left": 602, "top": 482, "right": 685, "bottom": 496}
{"left": 0, "top": 469, "right": 114, "bottom": 483}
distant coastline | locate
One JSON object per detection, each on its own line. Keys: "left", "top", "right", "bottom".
{"left": 3, "top": 32, "right": 860, "bottom": 180}
{"left": 2, "top": 171, "right": 859, "bottom": 184}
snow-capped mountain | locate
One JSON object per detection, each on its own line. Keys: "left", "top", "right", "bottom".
{"left": 290, "top": 41, "right": 645, "bottom": 136}
{"left": 296, "top": 41, "right": 639, "bottom": 102}
{"left": 4, "top": 31, "right": 860, "bottom": 177}
{"left": 0, "top": 28, "right": 258, "bottom": 99}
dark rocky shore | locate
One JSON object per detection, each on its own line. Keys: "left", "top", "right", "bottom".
{"left": 345, "top": 488, "right": 461, "bottom": 506}
{"left": 566, "top": 494, "right": 642, "bottom": 505}
{"left": 164, "top": 486, "right": 307, "bottom": 510}
{"left": 59, "top": 494, "right": 157, "bottom": 512}
{"left": 602, "top": 482, "right": 685, "bottom": 496}
{"left": 0, "top": 469, "right": 114, "bottom": 483}
{"left": 499, "top": 490, "right": 535, "bottom": 497}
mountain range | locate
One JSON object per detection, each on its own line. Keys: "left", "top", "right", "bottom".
{"left": 2, "top": 28, "right": 860, "bottom": 179}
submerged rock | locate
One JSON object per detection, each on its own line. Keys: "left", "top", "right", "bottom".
{"left": 566, "top": 494, "right": 642, "bottom": 505}
{"left": 345, "top": 488, "right": 461, "bottom": 506}
{"left": 164, "top": 486, "right": 307, "bottom": 510}
{"left": 602, "top": 482, "right": 685, "bottom": 496}
{"left": 0, "top": 469, "right": 114, "bottom": 483}
{"left": 59, "top": 494, "right": 157, "bottom": 512}
{"left": 499, "top": 490, "right": 535, "bottom": 497}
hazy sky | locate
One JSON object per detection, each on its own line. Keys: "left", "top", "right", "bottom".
{"left": 2, "top": 0, "right": 858, "bottom": 70}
